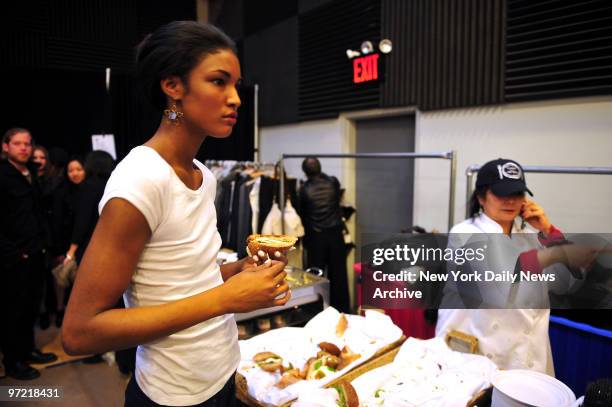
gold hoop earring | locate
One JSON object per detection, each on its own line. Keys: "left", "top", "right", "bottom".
{"left": 164, "top": 102, "right": 184, "bottom": 125}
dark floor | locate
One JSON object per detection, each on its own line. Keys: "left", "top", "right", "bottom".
{"left": 0, "top": 324, "right": 129, "bottom": 407}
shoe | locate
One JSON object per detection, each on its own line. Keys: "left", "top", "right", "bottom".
{"left": 55, "top": 310, "right": 64, "bottom": 327}
{"left": 39, "top": 313, "right": 50, "bottom": 330}
{"left": 5, "top": 361, "right": 41, "bottom": 380}
{"left": 25, "top": 349, "right": 58, "bottom": 364}
{"left": 82, "top": 354, "right": 104, "bottom": 364}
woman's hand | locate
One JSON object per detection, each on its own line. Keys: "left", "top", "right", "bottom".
{"left": 221, "top": 252, "right": 289, "bottom": 281}
{"left": 520, "top": 199, "right": 552, "bottom": 235}
{"left": 63, "top": 244, "right": 78, "bottom": 264}
{"left": 221, "top": 260, "right": 291, "bottom": 313}
{"left": 251, "top": 249, "right": 289, "bottom": 266}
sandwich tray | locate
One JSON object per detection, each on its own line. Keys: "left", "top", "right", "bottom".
{"left": 235, "top": 336, "right": 406, "bottom": 407}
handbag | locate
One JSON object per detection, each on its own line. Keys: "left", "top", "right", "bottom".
{"left": 51, "top": 259, "right": 78, "bottom": 287}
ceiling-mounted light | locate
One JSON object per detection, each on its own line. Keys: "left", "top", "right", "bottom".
{"left": 360, "top": 41, "right": 374, "bottom": 55}
{"left": 346, "top": 49, "right": 361, "bottom": 59}
{"left": 379, "top": 39, "right": 393, "bottom": 54}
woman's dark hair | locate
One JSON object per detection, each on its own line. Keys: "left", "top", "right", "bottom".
{"left": 135, "top": 20, "right": 237, "bottom": 112}
{"left": 64, "top": 156, "right": 85, "bottom": 183}
{"left": 468, "top": 186, "right": 488, "bottom": 218}
{"left": 33, "top": 145, "right": 50, "bottom": 177}
{"left": 84, "top": 151, "right": 115, "bottom": 181}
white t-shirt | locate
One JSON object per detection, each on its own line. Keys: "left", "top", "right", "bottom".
{"left": 436, "top": 213, "right": 555, "bottom": 376}
{"left": 99, "top": 146, "right": 239, "bottom": 406}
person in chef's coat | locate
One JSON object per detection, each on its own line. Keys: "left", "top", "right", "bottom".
{"left": 436, "top": 158, "right": 597, "bottom": 376}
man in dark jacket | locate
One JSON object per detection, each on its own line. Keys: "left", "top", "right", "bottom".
{"left": 0, "top": 128, "right": 57, "bottom": 380}
{"left": 299, "top": 157, "right": 350, "bottom": 313}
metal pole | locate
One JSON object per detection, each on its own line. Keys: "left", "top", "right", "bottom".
{"left": 281, "top": 151, "right": 455, "bottom": 233}
{"left": 279, "top": 156, "right": 285, "bottom": 234}
{"left": 448, "top": 151, "right": 457, "bottom": 230}
{"left": 520, "top": 166, "right": 612, "bottom": 175}
{"left": 463, "top": 164, "right": 612, "bottom": 217}
{"left": 253, "top": 84, "right": 259, "bottom": 162}
{"left": 282, "top": 152, "right": 450, "bottom": 159}
{"left": 465, "top": 165, "right": 478, "bottom": 218}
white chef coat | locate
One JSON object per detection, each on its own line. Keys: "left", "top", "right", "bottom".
{"left": 436, "top": 212, "right": 559, "bottom": 376}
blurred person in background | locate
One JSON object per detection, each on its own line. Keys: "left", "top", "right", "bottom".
{"left": 0, "top": 128, "right": 57, "bottom": 380}
{"left": 299, "top": 156, "right": 350, "bottom": 313}
{"left": 47, "top": 147, "right": 69, "bottom": 182}
{"left": 32, "top": 145, "right": 50, "bottom": 180}
{"left": 49, "top": 156, "right": 86, "bottom": 327}
{"left": 66, "top": 151, "right": 115, "bottom": 266}
{"left": 32, "top": 145, "right": 59, "bottom": 330}
{"left": 63, "top": 150, "right": 115, "bottom": 364}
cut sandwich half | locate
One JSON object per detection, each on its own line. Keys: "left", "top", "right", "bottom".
{"left": 247, "top": 234, "right": 298, "bottom": 260}
{"left": 332, "top": 381, "right": 359, "bottom": 407}
{"left": 253, "top": 352, "right": 283, "bottom": 373}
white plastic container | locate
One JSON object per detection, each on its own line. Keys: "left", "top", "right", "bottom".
{"left": 492, "top": 369, "right": 576, "bottom": 407}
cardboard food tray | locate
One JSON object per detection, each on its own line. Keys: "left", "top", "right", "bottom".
{"left": 235, "top": 336, "right": 406, "bottom": 407}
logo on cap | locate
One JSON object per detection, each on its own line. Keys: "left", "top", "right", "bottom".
{"left": 497, "top": 162, "right": 522, "bottom": 180}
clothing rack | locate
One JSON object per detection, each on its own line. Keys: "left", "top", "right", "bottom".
{"left": 204, "top": 160, "right": 276, "bottom": 168}
{"left": 465, "top": 165, "right": 612, "bottom": 217}
{"left": 207, "top": 160, "right": 298, "bottom": 255}
{"left": 279, "top": 151, "right": 457, "bottom": 232}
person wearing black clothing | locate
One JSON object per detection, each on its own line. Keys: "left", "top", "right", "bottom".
{"left": 63, "top": 150, "right": 116, "bottom": 364}
{"left": 0, "top": 128, "right": 57, "bottom": 380}
{"left": 50, "top": 157, "right": 85, "bottom": 326}
{"left": 32, "top": 145, "right": 62, "bottom": 329}
{"left": 64, "top": 151, "right": 115, "bottom": 265}
{"left": 299, "top": 157, "right": 350, "bottom": 313}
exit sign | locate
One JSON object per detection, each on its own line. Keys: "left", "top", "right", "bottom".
{"left": 353, "top": 54, "right": 379, "bottom": 83}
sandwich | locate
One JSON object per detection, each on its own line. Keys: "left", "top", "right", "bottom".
{"left": 337, "top": 346, "right": 361, "bottom": 370}
{"left": 253, "top": 352, "right": 283, "bottom": 373}
{"left": 332, "top": 381, "right": 359, "bottom": 407}
{"left": 246, "top": 234, "right": 298, "bottom": 261}
{"left": 276, "top": 368, "right": 303, "bottom": 389}
{"left": 318, "top": 342, "right": 341, "bottom": 356}
{"left": 305, "top": 356, "right": 338, "bottom": 380}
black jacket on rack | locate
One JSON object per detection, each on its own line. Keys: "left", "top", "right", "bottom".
{"left": 216, "top": 170, "right": 241, "bottom": 249}
{"left": 215, "top": 172, "right": 299, "bottom": 252}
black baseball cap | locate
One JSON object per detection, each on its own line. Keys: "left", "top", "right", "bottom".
{"left": 476, "top": 158, "right": 533, "bottom": 197}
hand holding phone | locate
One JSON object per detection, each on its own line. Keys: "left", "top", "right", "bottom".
{"left": 520, "top": 199, "right": 552, "bottom": 234}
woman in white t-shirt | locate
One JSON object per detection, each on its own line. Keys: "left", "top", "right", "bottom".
{"left": 435, "top": 158, "right": 596, "bottom": 375}
{"left": 62, "top": 21, "right": 291, "bottom": 406}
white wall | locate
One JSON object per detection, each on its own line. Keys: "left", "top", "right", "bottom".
{"left": 414, "top": 97, "right": 612, "bottom": 233}
{"left": 259, "top": 118, "right": 348, "bottom": 183}
{"left": 260, "top": 98, "right": 612, "bottom": 235}
{"left": 259, "top": 98, "right": 612, "bottom": 308}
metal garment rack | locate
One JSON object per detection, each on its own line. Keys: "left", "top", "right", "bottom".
{"left": 279, "top": 151, "right": 457, "bottom": 232}
{"left": 465, "top": 165, "right": 612, "bottom": 217}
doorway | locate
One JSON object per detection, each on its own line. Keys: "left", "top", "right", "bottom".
{"left": 354, "top": 115, "right": 416, "bottom": 248}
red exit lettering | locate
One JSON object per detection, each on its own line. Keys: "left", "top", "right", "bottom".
{"left": 353, "top": 54, "right": 379, "bottom": 83}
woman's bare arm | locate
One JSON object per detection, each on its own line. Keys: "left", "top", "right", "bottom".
{"left": 62, "top": 198, "right": 290, "bottom": 355}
